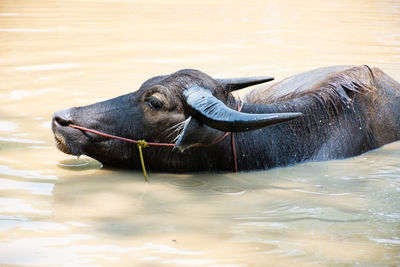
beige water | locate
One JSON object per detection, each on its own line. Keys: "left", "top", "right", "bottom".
{"left": 1, "top": 0, "right": 400, "bottom": 266}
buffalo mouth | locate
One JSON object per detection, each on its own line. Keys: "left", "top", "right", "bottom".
{"left": 51, "top": 109, "right": 124, "bottom": 158}
{"left": 52, "top": 116, "right": 86, "bottom": 156}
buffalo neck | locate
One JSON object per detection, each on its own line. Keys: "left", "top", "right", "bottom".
{"left": 231, "top": 98, "right": 311, "bottom": 170}
{"left": 229, "top": 94, "right": 373, "bottom": 171}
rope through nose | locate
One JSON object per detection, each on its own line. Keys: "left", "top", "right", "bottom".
{"left": 68, "top": 124, "right": 175, "bottom": 147}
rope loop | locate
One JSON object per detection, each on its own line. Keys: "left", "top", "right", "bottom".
{"left": 137, "top": 139, "right": 149, "bottom": 148}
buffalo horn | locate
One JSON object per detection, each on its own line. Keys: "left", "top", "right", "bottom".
{"left": 183, "top": 86, "right": 303, "bottom": 132}
{"left": 217, "top": 76, "right": 274, "bottom": 92}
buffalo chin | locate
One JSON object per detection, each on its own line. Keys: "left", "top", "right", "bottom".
{"left": 52, "top": 123, "right": 86, "bottom": 156}
{"left": 54, "top": 135, "right": 84, "bottom": 156}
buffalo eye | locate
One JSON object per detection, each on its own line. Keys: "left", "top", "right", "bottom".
{"left": 145, "top": 96, "right": 163, "bottom": 110}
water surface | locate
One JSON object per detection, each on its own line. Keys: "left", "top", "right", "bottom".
{"left": 0, "top": 0, "right": 399, "bottom": 265}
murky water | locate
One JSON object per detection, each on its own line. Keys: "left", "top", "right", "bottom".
{"left": 1, "top": 0, "right": 400, "bottom": 265}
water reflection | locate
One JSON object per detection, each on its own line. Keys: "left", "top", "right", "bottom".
{"left": 0, "top": 178, "right": 54, "bottom": 195}
{"left": 0, "top": 165, "right": 57, "bottom": 180}
{"left": 0, "top": 121, "right": 18, "bottom": 132}
{"left": 0, "top": 87, "right": 60, "bottom": 101}
{"left": 13, "top": 63, "right": 78, "bottom": 71}
{"left": 0, "top": 0, "right": 399, "bottom": 265}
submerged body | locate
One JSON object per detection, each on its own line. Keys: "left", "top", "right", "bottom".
{"left": 52, "top": 65, "right": 400, "bottom": 172}
{"left": 241, "top": 65, "right": 400, "bottom": 169}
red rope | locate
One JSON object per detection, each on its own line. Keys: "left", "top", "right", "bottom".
{"left": 192, "top": 131, "right": 231, "bottom": 148}
{"left": 231, "top": 133, "right": 237, "bottom": 172}
{"left": 232, "top": 102, "right": 243, "bottom": 172}
{"left": 69, "top": 124, "right": 175, "bottom": 147}
{"left": 68, "top": 102, "right": 243, "bottom": 172}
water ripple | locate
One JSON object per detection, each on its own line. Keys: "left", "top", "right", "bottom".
{"left": 0, "top": 178, "right": 54, "bottom": 195}
{"left": 169, "top": 178, "right": 205, "bottom": 188}
{"left": 211, "top": 186, "right": 246, "bottom": 195}
{"left": 0, "top": 165, "right": 57, "bottom": 180}
{"left": 0, "top": 136, "right": 46, "bottom": 144}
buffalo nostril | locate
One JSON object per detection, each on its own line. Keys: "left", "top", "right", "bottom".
{"left": 55, "top": 116, "right": 71, "bottom": 126}
{"left": 52, "top": 109, "right": 74, "bottom": 127}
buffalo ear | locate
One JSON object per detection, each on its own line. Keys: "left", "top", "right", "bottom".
{"left": 174, "top": 117, "right": 225, "bottom": 152}
{"left": 217, "top": 76, "right": 274, "bottom": 92}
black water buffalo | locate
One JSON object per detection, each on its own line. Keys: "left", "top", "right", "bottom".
{"left": 52, "top": 65, "right": 400, "bottom": 172}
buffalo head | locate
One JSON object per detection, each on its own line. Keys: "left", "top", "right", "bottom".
{"left": 52, "top": 69, "right": 301, "bottom": 170}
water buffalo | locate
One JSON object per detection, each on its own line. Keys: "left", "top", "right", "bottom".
{"left": 52, "top": 65, "right": 400, "bottom": 172}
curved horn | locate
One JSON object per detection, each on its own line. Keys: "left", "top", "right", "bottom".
{"left": 217, "top": 76, "right": 274, "bottom": 92}
{"left": 183, "top": 86, "right": 303, "bottom": 132}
